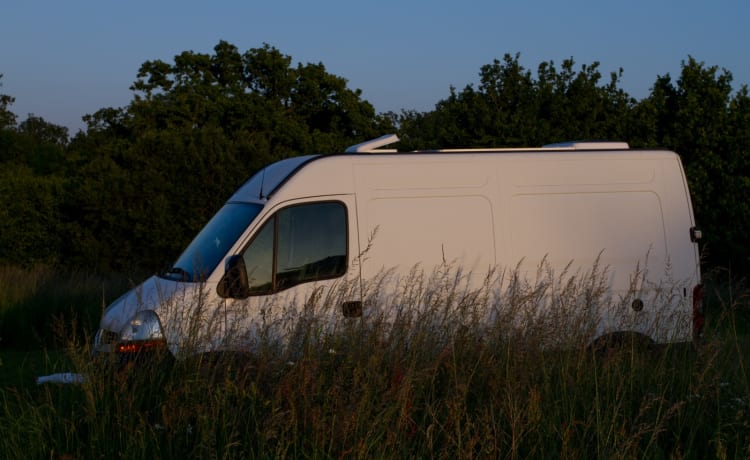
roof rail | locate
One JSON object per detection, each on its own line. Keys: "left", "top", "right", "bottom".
{"left": 542, "top": 141, "right": 630, "bottom": 150}
{"left": 344, "top": 135, "right": 629, "bottom": 154}
{"left": 345, "top": 134, "right": 400, "bottom": 153}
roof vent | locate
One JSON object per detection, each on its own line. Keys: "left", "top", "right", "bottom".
{"left": 542, "top": 141, "right": 630, "bottom": 150}
{"left": 345, "top": 134, "right": 400, "bottom": 153}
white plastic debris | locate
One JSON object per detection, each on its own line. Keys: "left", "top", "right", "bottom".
{"left": 36, "top": 372, "right": 87, "bottom": 385}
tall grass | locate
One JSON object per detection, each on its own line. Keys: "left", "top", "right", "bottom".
{"left": 0, "top": 263, "right": 748, "bottom": 459}
{"left": 0, "top": 265, "right": 135, "bottom": 349}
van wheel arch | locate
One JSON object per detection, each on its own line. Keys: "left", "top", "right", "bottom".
{"left": 187, "top": 351, "right": 259, "bottom": 383}
{"left": 589, "top": 331, "right": 655, "bottom": 356}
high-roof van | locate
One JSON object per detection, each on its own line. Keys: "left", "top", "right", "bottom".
{"left": 94, "top": 135, "right": 703, "bottom": 359}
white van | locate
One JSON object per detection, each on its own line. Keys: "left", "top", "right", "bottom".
{"left": 94, "top": 135, "right": 703, "bottom": 359}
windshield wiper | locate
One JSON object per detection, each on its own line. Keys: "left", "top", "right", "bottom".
{"left": 164, "top": 266, "right": 191, "bottom": 281}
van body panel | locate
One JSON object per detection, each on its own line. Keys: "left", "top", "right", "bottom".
{"left": 97, "top": 275, "right": 191, "bottom": 353}
{"left": 353, "top": 159, "right": 496, "bottom": 278}
{"left": 363, "top": 194, "right": 496, "bottom": 276}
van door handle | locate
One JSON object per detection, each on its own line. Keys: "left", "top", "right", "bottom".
{"left": 341, "top": 301, "right": 362, "bottom": 318}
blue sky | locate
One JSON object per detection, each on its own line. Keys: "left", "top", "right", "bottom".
{"left": 2, "top": 1, "right": 749, "bottom": 134}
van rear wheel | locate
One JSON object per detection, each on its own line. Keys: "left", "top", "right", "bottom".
{"left": 590, "top": 332, "right": 654, "bottom": 359}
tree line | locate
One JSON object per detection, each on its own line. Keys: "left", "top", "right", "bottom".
{"left": 1, "top": 41, "right": 748, "bottom": 274}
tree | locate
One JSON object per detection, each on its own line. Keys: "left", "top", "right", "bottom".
{"left": 0, "top": 164, "right": 64, "bottom": 265}
{"left": 62, "top": 41, "right": 392, "bottom": 271}
{"left": 3, "top": 48, "right": 748, "bottom": 274}
{"left": 635, "top": 58, "right": 750, "bottom": 270}
{"left": 399, "top": 54, "right": 634, "bottom": 149}
{"left": 0, "top": 74, "right": 17, "bottom": 130}
{"left": 0, "top": 88, "right": 69, "bottom": 265}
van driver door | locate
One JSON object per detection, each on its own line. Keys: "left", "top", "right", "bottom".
{"left": 219, "top": 195, "right": 362, "bottom": 350}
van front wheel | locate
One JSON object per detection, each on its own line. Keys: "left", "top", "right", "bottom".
{"left": 186, "top": 351, "right": 258, "bottom": 384}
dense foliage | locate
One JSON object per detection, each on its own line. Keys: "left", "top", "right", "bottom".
{"left": 1, "top": 44, "right": 748, "bottom": 273}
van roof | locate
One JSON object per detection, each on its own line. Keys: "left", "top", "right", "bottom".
{"left": 232, "top": 136, "right": 647, "bottom": 202}
{"left": 229, "top": 155, "right": 318, "bottom": 202}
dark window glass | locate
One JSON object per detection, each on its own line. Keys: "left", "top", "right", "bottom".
{"left": 243, "top": 219, "right": 275, "bottom": 294}
{"left": 240, "top": 201, "right": 347, "bottom": 293}
{"left": 276, "top": 202, "right": 347, "bottom": 289}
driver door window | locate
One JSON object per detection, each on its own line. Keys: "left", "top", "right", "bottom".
{"left": 242, "top": 201, "right": 347, "bottom": 294}
{"left": 242, "top": 220, "right": 274, "bottom": 293}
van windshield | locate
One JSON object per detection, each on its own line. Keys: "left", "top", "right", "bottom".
{"left": 163, "top": 203, "right": 263, "bottom": 282}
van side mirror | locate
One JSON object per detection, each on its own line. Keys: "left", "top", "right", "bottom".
{"left": 217, "top": 255, "right": 250, "bottom": 299}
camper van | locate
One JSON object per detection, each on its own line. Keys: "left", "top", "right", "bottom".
{"left": 94, "top": 135, "right": 703, "bottom": 359}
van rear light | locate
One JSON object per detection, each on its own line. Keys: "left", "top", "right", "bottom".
{"left": 690, "top": 227, "right": 702, "bottom": 242}
{"left": 692, "top": 284, "right": 704, "bottom": 339}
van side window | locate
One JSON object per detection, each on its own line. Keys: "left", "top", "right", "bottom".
{"left": 242, "top": 201, "right": 347, "bottom": 294}
{"left": 242, "top": 219, "right": 275, "bottom": 293}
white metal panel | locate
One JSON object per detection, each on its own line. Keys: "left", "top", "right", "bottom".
{"left": 362, "top": 195, "right": 496, "bottom": 278}
{"left": 507, "top": 191, "right": 666, "bottom": 284}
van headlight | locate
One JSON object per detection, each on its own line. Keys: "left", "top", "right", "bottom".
{"left": 116, "top": 310, "right": 167, "bottom": 354}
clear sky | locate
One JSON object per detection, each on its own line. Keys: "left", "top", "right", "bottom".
{"left": 2, "top": 0, "right": 749, "bottom": 134}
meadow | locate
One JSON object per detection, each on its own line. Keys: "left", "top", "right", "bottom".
{"left": 0, "top": 263, "right": 748, "bottom": 459}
